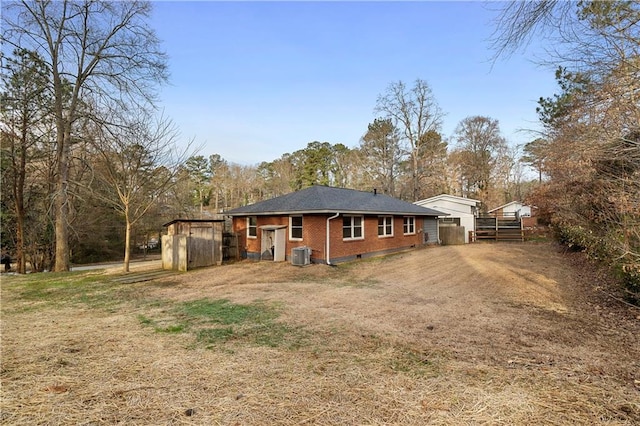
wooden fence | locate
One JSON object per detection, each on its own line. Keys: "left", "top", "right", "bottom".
{"left": 439, "top": 225, "right": 466, "bottom": 245}
{"left": 475, "top": 216, "right": 524, "bottom": 242}
{"left": 223, "top": 232, "right": 240, "bottom": 260}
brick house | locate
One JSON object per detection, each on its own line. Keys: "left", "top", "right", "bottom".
{"left": 225, "top": 185, "right": 445, "bottom": 265}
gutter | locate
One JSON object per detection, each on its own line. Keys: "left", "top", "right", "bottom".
{"left": 326, "top": 212, "right": 340, "bottom": 266}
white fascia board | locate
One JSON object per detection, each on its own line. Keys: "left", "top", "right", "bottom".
{"left": 416, "top": 195, "right": 480, "bottom": 207}
{"left": 426, "top": 206, "right": 475, "bottom": 217}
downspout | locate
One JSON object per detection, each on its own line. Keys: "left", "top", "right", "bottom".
{"left": 326, "top": 212, "right": 340, "bottom": 266}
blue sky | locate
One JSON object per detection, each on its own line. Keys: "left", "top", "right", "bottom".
{"left": 151, "top": 1, "right": 557, "bottom": 165}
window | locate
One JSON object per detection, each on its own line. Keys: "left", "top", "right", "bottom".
{"left": 403, "top": 216, "right": 415, "bottom": 234}
{"left": 377, "top": 216, "right": 393, "bottom": 237}
{"left": 439, "top": 217, "right": 461, "bottom": 226}
{"left": 343, "top": 215, "right": 363, "bottom": 240}
{"left": 247, "top": 216, "right": 257, "bottom": 238}
{"left": 290, "top": 215, "right": 303, "bottom": 240}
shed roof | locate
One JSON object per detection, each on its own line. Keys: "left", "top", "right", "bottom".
{"left": 418, "top": 205, "right": 475, "bottom": 218}
{"left": 163, "top": 218, "right": 225, "bottom": 227}
{"left": 415, "top": 194, "right": 481, "bottom": 207}
{"left": 487, "top": 201, "right": 526, "bottom": 213}
{"left": 225, "top": 185, "right": 445, "bottom": 217}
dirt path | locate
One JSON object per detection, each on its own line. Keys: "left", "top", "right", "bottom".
{"left": 2, "top": 242, "right": 639, "bottom": 425}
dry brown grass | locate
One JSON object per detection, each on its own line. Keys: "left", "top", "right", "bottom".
{"left": 1, "top": 243, "right": 639, "bottom": 425}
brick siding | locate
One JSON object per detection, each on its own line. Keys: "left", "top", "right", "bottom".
{"left": 232, "top": 214, "right": 426, "bottom": 263}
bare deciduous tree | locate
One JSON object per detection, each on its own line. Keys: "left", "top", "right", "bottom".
{"left": 489, "top": 0, "right": 574, "bottom": 60}
{"left": 375, "top": 79, "right": 445, "bottom": 201}
{"left": 451, "top": 116, "right": 508, "bottom": 206}
{"left": 91, "top": 112, "right": 190, "bottom": 272}
{"left": 2, "top": 0, "right": 168, "bottom": 271}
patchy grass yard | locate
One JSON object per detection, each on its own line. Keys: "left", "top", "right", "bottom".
{"left": 1, "top": 243, "right": 639, "bottom": 425}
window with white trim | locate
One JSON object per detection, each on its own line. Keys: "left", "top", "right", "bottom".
{"left": 343, "top": 215, "right": 363, "bottom": 240}
{"left": 290, "top": 215, "right": 303, "bottom": 240}
{"left": 247, "top": 216, "right": 257, "bottom": 238}
{"left": 403, "top": 216, "right": 415, "bottom": 235}
{"left": 377, "top": 216, "right": 393, "bottom": 237}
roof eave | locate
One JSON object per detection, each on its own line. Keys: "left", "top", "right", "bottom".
{"left": 416, "top": 196, "right": 481, "bottom": 206}
{"left": 163, "top": 218, "right": 225, "bottom": 227}
{"left": 226, "top": 209, "right": 444, "bottom": 217}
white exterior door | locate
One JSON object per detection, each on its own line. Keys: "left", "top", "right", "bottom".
{"left": 260, "top": 227, "right": 286, "bottom": 261}
{"left": 274, "top": 228, "right": 286, "bottom": 262}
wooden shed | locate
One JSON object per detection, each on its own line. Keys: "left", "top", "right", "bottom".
{"left": 162, "top": 219, "right": 224, "bottom": 271}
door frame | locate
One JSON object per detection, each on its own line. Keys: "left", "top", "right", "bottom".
{"left": 260, "top": 225, "right": 287, "bottom": 261}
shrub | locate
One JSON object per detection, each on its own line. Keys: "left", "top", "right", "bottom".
{"left": 554, "top": 222, "right": 639, "bottom": 306}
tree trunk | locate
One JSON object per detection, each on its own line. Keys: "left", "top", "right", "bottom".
{"left": 412, "top": 151, "right": 420, "bottom": 202}
{"left": 200, "top": 189, "right": 204, "bottom": 219}
{"left": 54, "top": 131, "right": 71, "bottom": 272}
{"left": 124, "top": 211, "right": 131, "bottom": 273}
{"left": 15, "top": 210, "right": 25, "bottom": 274}
{"left": 13, "top": 130, "right": 27, "bottom": 274}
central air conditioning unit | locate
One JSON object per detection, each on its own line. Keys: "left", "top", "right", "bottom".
{"left": 291, "top": 246, "right": 311, "bottom": 266}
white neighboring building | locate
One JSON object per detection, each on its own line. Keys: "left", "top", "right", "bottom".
{"left": 414, "top": 194, "right": 481, "bottom": 243}
{"left": 488, "top": 201, "right": 533, "bottom": 218}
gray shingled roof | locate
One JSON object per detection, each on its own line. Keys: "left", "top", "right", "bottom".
{"left": 225, "top": 185, "right": 445, "bottom": 216}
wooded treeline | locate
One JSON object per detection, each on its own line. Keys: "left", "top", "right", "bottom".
{"left": 494, "top": 0, "right": 639, "bottom": 300}
{"left": 179, "top": 112, "right": 528, "bottom": 214}
{"left": 1, "top": 1, "right": 638, "bottom": 299}
{"left": 1, "top": 1, "right": 189, "bottom": 272}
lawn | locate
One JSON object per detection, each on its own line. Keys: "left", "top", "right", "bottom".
{"left": 1, "top": 243, "right": 638, "bottom": 425}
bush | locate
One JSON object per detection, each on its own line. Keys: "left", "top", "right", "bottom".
{"left": 618, "top": 264, "right": 640, "bottom": 304}
{"left": 553, "top": 224, "right": 615, "bottom": 261}
{"left": 554, "top": 222, "right": 639, "bottom": 306}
